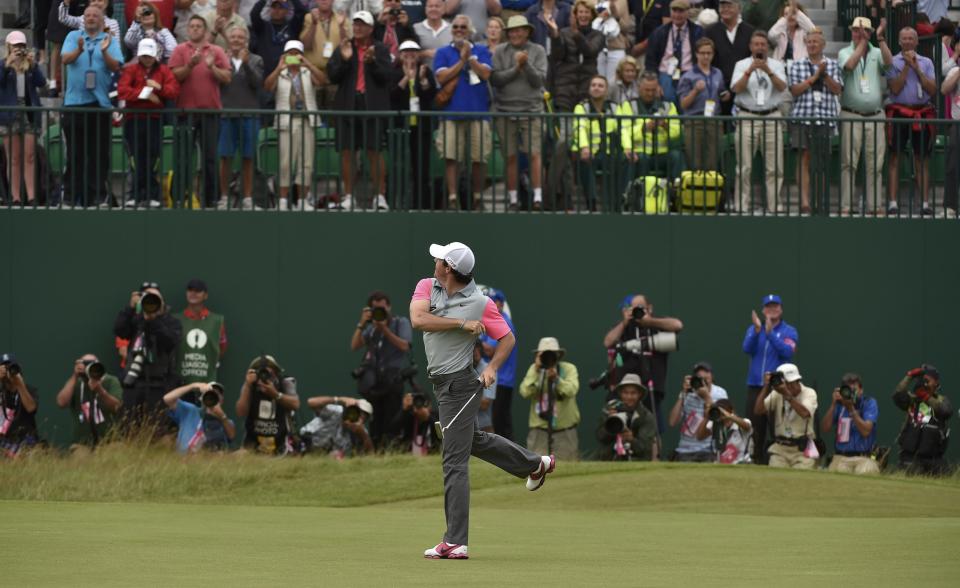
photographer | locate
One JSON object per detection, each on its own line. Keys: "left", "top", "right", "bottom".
{"left": 596, "top": 374, "right": 658, "bottom": 461}
{"left": 743, "top": 293, "right": 797, "bottom": 464}
{"left": 754, "top": 363, "right": 818, "bottom": 469}
{"left": 163, "top": 382, "right": 236, "bottom": 453}
{"left": 819, "top": 373, "right": 880, "bottom": 475}
{"left": 479, "top": 288, "right": 517, "bottom": 440}
{"left": 0, "top": 353, "right": 39, "bottom": 457}
{"left": 55, "top": 354, "right": 122, "bottom": 449}
{"left": 694, "top": 398, "right": 753, "bottom": 464}
{"left": 113, "top": 282, "right": 183, "bottom": 433}
{"left": 892, "top": 365, "right": 952, "bottom": 476}
{"left": 302, "top": 395, "right": 375, "bottom": 457}
{"left": 667, "top": 361, "right": 728, "bottom": 462}
{"left": 602, "top": 293, "right": 683, "bottom": 432}
{"left": 518, "top": 337, "right": 580, "bottom": 460}
{"left": 350, "top": 290, "right": 413, "bottom": 449}
{"left": 390, "top": 392, "right": 439, "bottom": 455}
{"left": 236, "top": 355, "right": 301, "bottom": 455}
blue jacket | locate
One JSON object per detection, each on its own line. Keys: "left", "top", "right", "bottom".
{"left": 0, "top": 61, "right": 45, "bottom": 125}
{"left": 742, "top": 321, "right": 798, "bottom": 387}
{"left": 480, "top": 312, "right": 517, "bottom": 388}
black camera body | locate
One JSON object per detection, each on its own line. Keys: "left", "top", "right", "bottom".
{"left": 83, "top": 360, "right": 106, "bottom": 380}
{"left": 689, "top": 375, "right": 704, "bottom": 391}
{"left": 140, "top": 291, "right": 163, "bottom": 315}
{"left": 412, "top": 393, "right": 429, "bottom": 409}
{"left": 201, "top": 390, "right": 220, "bottom": 407}
{"left": 343, "top": 404, "right": 362, "bottom": 423}
{"left": 2, "top": 360, "right": 21, "bottom": 378}
{"left": 389, "top": 7, "right": 401, "bottom": 16}
{"left": 708, "top": 405, "right": 722, "bottom": 421}
{"left": 371, "top": 307, "right": 388, "bottom": 322}
{"left": 839, "top": 383, "right": 856, "bottom": 402}
{"left": 768, "top": 371, "right": 785, "bottom": 387}
{"left": 631, "top": 306, "right": 646, "bottom": 321}
{"left": 539, "top": 350, "right": 558, "bottom": 370}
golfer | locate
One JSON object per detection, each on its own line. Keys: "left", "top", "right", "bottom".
{"left": 410, "top": 242, "right": 555, "bottom": 560}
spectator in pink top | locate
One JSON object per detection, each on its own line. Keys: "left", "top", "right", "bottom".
{"left": 169, "top": 15, "right": 232, "bottom": 208}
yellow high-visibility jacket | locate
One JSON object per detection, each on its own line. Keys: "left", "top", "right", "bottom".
{"left": 617, "top": 99, "right": 681, "bottom": 155}
{"left": 570, "top": 99, "right": 621, "bottom": 156}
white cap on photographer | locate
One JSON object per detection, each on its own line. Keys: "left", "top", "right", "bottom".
{"left": 776, "top": 363, "right": 802, "bottom": 383}
{"left": 429, "top": 242, "right": 475, "bottom": 274}
{"left": 356, "top": 399, "right": 374, "bottom": 416}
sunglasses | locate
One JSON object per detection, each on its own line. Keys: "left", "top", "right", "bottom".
{"left": 452, "top": 24, "right": 468, "bottom": 30}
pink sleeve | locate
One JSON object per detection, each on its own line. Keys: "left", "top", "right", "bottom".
{"left": 482, "top": 299, "right": 511, "bottom": 340}
{"left": 411, "top": 278, "right": 433, "bottom": 302}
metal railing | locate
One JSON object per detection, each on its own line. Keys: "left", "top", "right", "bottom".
{"left": 1, "top": 106, "right": 957, "bottom": 218}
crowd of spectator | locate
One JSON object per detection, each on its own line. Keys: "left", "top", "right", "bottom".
{"left": 0, "top": 280, "right": 952, "bottom": 478}
{"left": 1, "top": 0, "right": 959, "bottom": 215}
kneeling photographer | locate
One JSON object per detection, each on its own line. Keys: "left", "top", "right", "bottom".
{"left": 820, "top": 373, "right": 880, "bottom": 475}
{"left": 350, "top": 291, "right": 413, "bottom": 450}
{"left": 0, "top": 353, "right": 40, "bottom": 457}
{"left": 754, "top": 364, "right": 819, "bottom": 469}
{"left": 389, "top": 391, "right": 439, "bottom": 455}
{"left": 893, "top": 365, "right": 952, "bottom": 476}
{"left": 302, "top": 395, "right": 375, "bottom": 457}
{"left": 163, "top": 382, "right": 236, "bottom": 453}
{"left": 596, "top": 374, "right": 658, "bottom": 461}
{"left": 113, "top": 282, "right": 183, "bottom": 433}
{"left": 56, "top": 355, "right": 123, "bottom": 449}
{"left": 668, "top": 362, "right": 728, "bottom": 462}
{"left": 519, "top": 337, "right": 581, "bottom": 461}
{"left": 236, "top": 355, "right": 301, "bottom": 455}
{"left": 602, "top": 294, "right": 684, "bottom": 433}
{"left": 694, "top": 399, "right": 753, "bottom": 464}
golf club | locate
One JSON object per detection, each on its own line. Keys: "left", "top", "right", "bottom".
{"left": 433, "top": 391, "right": 479, "bottom": 441}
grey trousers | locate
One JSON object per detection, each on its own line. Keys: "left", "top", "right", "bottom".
{"left": 432, "top": 368, "right": 542, "bottom": 545}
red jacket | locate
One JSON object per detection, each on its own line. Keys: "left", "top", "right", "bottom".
{"left": 118, "top": 60, "right": 180, "bottom": 118}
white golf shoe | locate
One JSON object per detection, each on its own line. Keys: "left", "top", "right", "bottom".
{"left": 525, "top": 455, "right": 556, "bottom": 491}
{"left": 424, "top": 542, "right": 468, "bottom": 560}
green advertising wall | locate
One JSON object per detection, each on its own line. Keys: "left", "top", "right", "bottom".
{"left": 0, "top": 211, "right": 956, "bottom": 461}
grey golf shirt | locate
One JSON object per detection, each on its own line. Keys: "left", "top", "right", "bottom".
{"left": 412, "top": 278, "right": 512, "bottom": 376}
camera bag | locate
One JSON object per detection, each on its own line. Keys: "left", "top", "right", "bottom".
{"left": 677, "top": 170, "right": 723, "bottom": 213}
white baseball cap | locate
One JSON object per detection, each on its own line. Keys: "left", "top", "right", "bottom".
{"left": 283, "top": 39, "right": 304, "bottom": 53}
{"left": 776, "top": 363, "right": 802, "bottom": 383}
{"left": 429, "top": 242, "right": 475, "bottom": 274}
{"left": 137, "top": 38, "right": 158, "bottom": 58}
{"left": 356, "top": 399, "right": 374, "bottom": 416}
{"left": 353, "top": 10, "right": 374, "bottom": 26}
{"left": 399, "top": 40, "right": 421, "bottom": 52}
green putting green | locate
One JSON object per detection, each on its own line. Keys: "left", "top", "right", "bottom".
{"left": 2, "top": 454, "right": 959, "bottom": 586}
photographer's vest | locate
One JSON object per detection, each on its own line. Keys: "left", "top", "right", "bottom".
{"left": 243, "top": 378, "right": 296, "bottom": 455}
{"left": 176, "top": 309, "right": 223, "bottom": 385}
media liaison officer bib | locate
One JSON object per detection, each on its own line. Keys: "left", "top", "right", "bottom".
{"left": 176, "top": 311, "right": 223, "bottom": 384}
